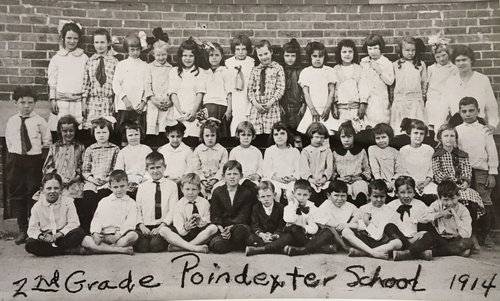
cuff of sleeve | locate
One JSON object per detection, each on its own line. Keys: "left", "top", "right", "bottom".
{"left": 49, "top": 88, "right": 56, "bottom": 99}
{"left": 360, "top": 174, "right": 369, "bottom": 181}
{"left": 488, "top": 168, "right": 498, "bottom": 175}
{"left": 60, "top": 227, "right": 70, "bottom": 236}
{"left": 357, "top": 220, "right": 366, "bottom": 231}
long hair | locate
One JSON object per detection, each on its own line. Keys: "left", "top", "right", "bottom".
{"left": 176, "top": 38, "right": 202, "bottom": 78}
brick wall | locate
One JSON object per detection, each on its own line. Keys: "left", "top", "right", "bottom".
{"left": 0, "top": 0, "right": 499, "bottom": 102}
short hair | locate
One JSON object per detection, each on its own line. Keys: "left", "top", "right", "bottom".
{"left": 41, "top": 172, "right": 63, "bottom": 189}
{"left": 145, "top": 151, "right": 165, "bottom": 167}
{"left": 257, "top": 180, "right": 275, "bottom": 194}
{"left": 109, "top": 169, "right": 128, "bottom": 183}
{"left": 436, "top": 124, "right": 459, "bottom": 144}
{"left": 123, "top": 32, "right": 141, "bottom": 52}
{"left": 61, "top": 22, "right": 82, "bottom": 48}
{"left": 451, "top": 45, "right": 475, "bottom": 64}
{"left": 13, "top": 86, "right": 38, "bottom": 102}
{"left": 230, "top": 34, "right": 252, "bottom": 53}
{"left": 394, "top": 176, "right": 416, "bottom": 193}
{"left": 306, "top": 122, "right": 329, "bottom": 139}
{"left": 121, "top": 121, "right": 142, "bottom": 143}
{"left": 409, "top": 119, "right": 428, "bottom": 136}
{"left": 399, "top": 118, "right": 412, "bottom": 134}
{"left": 281, "top": 38, "right": 302, "bottom": 67}
{"left": 199, "top": 120, "right": 219, "bottom": 144}
{"left": 235, "top": 121, "right": 256, "bottom": 138}
{"left": 294, "top": 179, "right": 312, "bottom": 193}
{"left": 269, "top": 121, "right": 294, "bottom": 147}
{"left": 372, "top": 123, "right": 394, "bottom": 140}
{"left": 368, "top": 179, "right": 388, "bottom": 195}
{"left": 338, "top": 120, "right": 356, "bottom": 137}
{"left": 208, "top": 42, "right": 225, "bottom": 66}
{"left": 326, "top": 180, "right": 348, "bottom": 194}
{"left": 433, "top": 43, "right": 451, "bottom": 57}
{"left": 363, "top": 33, "right": 386, "bottom": 53}
{"left": 305, "top": 41, "right": 328, "bottom": 65}
{"left": 165, "top": 121, "right": 186, "bottom": 136}
{"left": 223, "top": 160, "right": 243, "bottom": 175}
{"left": 57, "top": 114, "right": 79, "bottom": 142}
{"left": 335, "top": 39, "right": 359, "bottom": 65}
{"left": 93, "top": 28, "right": 111, "bottom": 43}
{"left": 458, "top": 96, "right": 479, "bottom": 110}
{"left": 255, "top": 39, "right": 272, "bottom": 51}
{"left": 180, "top": 173, "right": 201, "bottom": 189}
{"left": 153, "top": 39, "right": 169, "bottom": 52}
{"left": 437, "top": 180, "right": 460, "bottom": 198}
{"left": 91, "top": 117, "right": 113, "bottom": 138}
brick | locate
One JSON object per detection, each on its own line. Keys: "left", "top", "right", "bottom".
{"left": 325, "top": 14, "right": 348, "bottom": 21}
{"left": 0, "top": 14, "right": 20, "bottom": 23}
{"left": 196, "top": 5, "right": 219, "bottom": 13}
{"left": 266, "top": 22, "right": 289, "bottom": 30}
{"left": 219, "top": 5, "right": 243, "bottom": 13}
{"left": 467, "top": 10, "right": 492, "bottom": 18}
{"left": 62, "top": 9, "right": 86, "bottom": 17}
{"left": 277, "top": 30, "right": 300, "bottom": 38}
{"left": 480, "top": 18, "right": 500, "bottom": 26}
{"left": 21, "top": 15, "right": 48, "bottom": 25}
{"left": 336, "top": 22, "right": 359, "bottom": 30}
{"left": 384, "top": 21, "right": 409, "bottom": 29}
{"left": 313, "top": 22, "right": 335, "bottom": 30}
{"left": 6, "top": 24, "right": 32, "bottom": 33}
{"left": 162, "top": 12, "right": 187, "bottom": 20}
{"left": 409, "top": 20, "right": 432, "bottom": 28}
{"left": 34, "top": 43, "right": 59, "bottom": 51}
{"left": 209, "top": 14, "right": 232, "bottom": 21}
{"left": 183, "top": 29, "right": 207, "bottom": 37}
{"left": 173, "top": 21, "right": 197, "bottom": 28}
{"left": 73, "top": 2, "right": 98, "bottom": 9}
{"left": 434, "top": 20, "right": 459, "bottom": 27}
{"left": 212, "top": 0, "right": 234, "bottom": 4}
{"left": 259, "top": 0, "right": 281, "bottom": 4}
{"left": 7, "top": 42, "right": 34, "bottom": 50}
{"left": 444, "top": 27, "right": 467, "bottom": 35}
{"left": 9, "top": 76, "right": 35, "bottom": 85}
{"left": 300, "top": 14, "right": 325, "bottom": 21}
{"left": 121, "top": 2, "right": 147, "bottom": 11}
{"left": 114, "top": 11, "right": 140, "bottom": 19}
{"left": 20, "top": 68, "right": 46, "bottom": 76}
{"left": 32, "top": 26, "right": 58, "bottom": 34}
{"left": 469, "top": 27, "right": 492, "bottom": 34}
{"left": 360, "top": 21, "right": 383, "bottom": 30}
{"left": 36, "top": 7, "right": 61, "bottom": 16}
{"left": 459, "top": 19, "right": 478, "bottom": 26}
{"left": 232, "top": 14, "right": 255, "bottom": 21}
{"left": 243, "top": 22, "right": 266, "bottom": 29}
{"left": 3, "top": 68, "right": 19, "bottom": 76}
{"left": 139, "top": 12, "right": 163, "bottom": 20}
{"left": 186, "top": 13, "right": 209, "bottom": 21}
{"left": 21, "top": 51, "right": 46, "bottom": 59}
{"left": 0, "top": 5, "right": 7, "bottom": 13}
{"left": 443, "top": 11, "right": 466, "bottom": 19}
{"left": 455, "top": 35, "right": 482, "bottom": 43}
{"left": 418, "top": 12, "right": 441, "bottom": 19}
{"left": 301, "top": 31, "right": 323, "bottom": 38}
{"left": 371, "top": 13, "right": 394, "bottom": 21}
{"left": 348, "top": 14, "right": 369, "bottom": 21}
{"left": 31, "top": 60, "right": 50, "bottom": 68}
{"left": 482, "top": 52, "right": 500, "bottom": 59}
{"left": 99, "top": 19, "right": 123, "bottom": 28}
{"left": 256, "top": 14, "right": 278, "bottom": 21}
{"left": 220, "top": 22, "right": 242, "bottom": 29}
{"left": 289, "top": 22, "right": 313, "bottom": 29}
{"left": 311, "top": 5, "right": 335, "bottom": 13}
{"left": 242, "top": 6, "right": 265, "bottom": 13}
{"left": 335, "top": 5, "right": 358, "bottom": 14}
{"left": 87, "top": 10, "right": 113, "bottom": 19}
{"left": 395, "top": 12, "right": 417, "bottom": 20}
{"left": 206, "top": 30, "right": 230, "bottom": 37}
{"left": 279, "top": 14, "right": 300, "bottom": 21}
{"left": 147, "top": 3, "right": 172, "bottom": 11}
{"left": 0, "top": 58, "right": 29, "bottom": 67}
{"left": 254, "top": 30, "right": 276, "bottom": 38}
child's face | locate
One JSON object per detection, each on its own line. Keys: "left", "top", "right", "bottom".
{"left": 340, "top": 46, "right": 354, "bottom": 65}
{"left": 64, "top": 30, "right": 79, "bottom": 51}
{"left": 402, "top": 42, "right": 416, "bottom": 60}
{"left": 94, "top": 126, "right": 110, "bottom": 144}
{"left": 238, "top": 129, "right": 253, "bottom": 147}
{"left": 410, "top": 128, "right": 425, "bottom": 146}
{"left": 146, "top": 160, "right": 166, "bottom": 181}
{"left": 43, "top": 179, "right": 61, "bottom": 203}
{"left": 61, "top": 123, "right": 76, "bottom": 144}
{"left": 369, "top": 189, "right": 386, "bottom": 208}
{"left": 440, "top": 194, "right": 459, "bottom": 209}
{"left": 310, "top": 133, "right": 325, "bottom": 147}
{"left": 434, "top": 50, "right": 449, "bottom": 66}
{"left": 15, "top": 96, "right": 35, "bottom": 117}
{"left": 234, "top": 44, "right": 248, "bottom": 60}
{"left": 209, "top": 49, "right": 222, "bottom": 68}
{"left": 440, "top": 129, "right": 457, "bottom": 149}
{"left": 273, "top": 129, "right": 288, "bottom": 147}
{"left": 93, "top": 34, "right": 109, "bottom": 55}
{"left": 128, "top": 46, "right": 141, "bottom": 59}
{"left": 258, "top": 188, "right": 275, "bottom": 208}
{"left": 294, "top": 188, "right": 311, "bottom": 207}
{"left": 454, "top": 55, "right": 472, "bottom": 73}
{"left": 311, "top": 50, "right": 325, "bottom": 68}
{"left": 284, "top": 51, "right": 297, "bottom": 66}
{"left": 256, "top": 46, "right": 272, "bottom": 66}
{"left": 340, "top": 132, "right": 354, "bottom": 149}
{"left": 167, "top": 131, "right": 183, "bottom": 148}
{"left": 182, "top": 183, "right": 200, "bottom": 201}
{"left": 126, "top": 128, "right": 140, "bottom": 146}
{"left": 329, "top": 191, "right": 347, "bottom": 208}
{"left": 154, "top": 47, "right": 168, "bottom": 65}
{"left": 294, "top": 135, "right": 303, "bottom": 149}
{"left": 374, "top": 133, "right": 389, "bottom": 149}
{"left": 224, "top": 167, "right": 242, "bottom": 187}
{"left": 182, "top": 49, "right": 195, "bottom": 68}
{"left": 396, "top": 184, "right": 415, "bottom": 205}
{"left": 367, "top": 45, "right": 381, "bottom": 60}
{"left": 110, "top": 179, "right": 128, "bottom": 199}
{"left": 459, "top": 104, "right": 479, "bottom": 124}
{"left": 203, "top": 128, "right": 217, "bottom": 148}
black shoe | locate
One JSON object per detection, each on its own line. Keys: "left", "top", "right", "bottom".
{"left": 318, "top": 244, "right": 337, "bottom": 254}
{"left": 15, "top": 232, "right": 28, "bottom": 245}
{"left": 245, "top": 246, "right": 266, "bottom": 256}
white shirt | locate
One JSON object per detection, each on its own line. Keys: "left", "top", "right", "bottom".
{"left": 203, "top": 66, "right": 233, "bottom": 106}
{"left": 158, "top": 142, "right": 193, "bottom": 181}
{"left": 263, "top": 145, "right": 300, "bottom": 180}
{"left": 136, "top": 178, "right": 178, "bottom": 226}
{"left": 316, "top": 201, "right": 359, "bottom": 228}
{"left": 114, "top": 144, "right": 152, "bottom": 183}
{"left": 387, "top": 199, "right": 428, "bottom": 238}
{"left": 113, "top": 57, "right": 147, "bottom": 110}
{"left": 356, "top": 203, "right": 394, "bottom": 240}
{"left": 173, "top": 196, "right": 210, "bottom": 236}
{"left": 90, "top": 194, "right": 137, "bottom": 235}
{"left": 283, "top": 200, "right": 319, "bottom": 235}
{"left": 456, "top": 121, "right": 499, "bottom": 174}
{"left": 400, "top": 144, "right": 434, "bottom": 182}
{"left": 48, "top": 48, "right": 88, "bottom": 98}
{"left": 298, "top": 66, "right": 337, "bottom": 110}
{"left": 5, "top": 113, "right": 51, "bottom": 155}
{"left": 191, "top": 143, "right": 228, "bottom": 181}
{"left": 229, "top": 145, "right": 263, "bottom": 179}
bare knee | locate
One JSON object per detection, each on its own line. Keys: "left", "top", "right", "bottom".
{"left": 206, "top": 224, "right": 218, "bottom": 235}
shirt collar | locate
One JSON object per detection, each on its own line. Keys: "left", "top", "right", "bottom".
{"left": 19, "top": 112, "right": 35, "bottom": 118}
{"left": 91, "top": 53, "right": 112, "bottom": 60}
{"left": 90, "top": 142, "right": 114, "bottom": 149}
{"left": 40, "top": 195, "right": 62, "bottom": 207}
{"left": 165, "top": 142, "right": 187, "bottom": 152}
{"left": 152, "top": 60, "right": 172, "bottom": 67}
{"left": 57, "top": 48, "right": 85, "bottom": 57}
{"left": 335, "top": 144, "right": 363, "bottom": 156}
{"left": 200, "top": 143, "right": 222, "bottom": 152}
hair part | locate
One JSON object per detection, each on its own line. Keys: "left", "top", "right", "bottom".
{"left": 305, "top": 41, "right": 328, "bottom": 65}
{"left": 368, "top": 179, "right": 388, "bottom": 195}
{"left": 306, "top": 122, "right": 329, "bottom": 139}
{"left": 257, "top": 180, "right": 275, "bottom": 194}
{"left": 326, "top": 179, "right": 348, "bottom": 194}
{"left": 236, "top": 121, "right": 256, "bottom": 138}
{"left": 363, "top": 33, "right": 386, "bottom": 53}
{"left": 230, "top": 34, "right": 252, "bottom": 54}
{"left": 372, "top": 123, "right": 394, "bottom": 140}
{"left": 270, "top": 121, "right": 295, "bottom": 147}
{"left": 57, "top": 114, "right": 79, "bottom": 142}
{"left": 458, "top": 96, "right": 479, "bottom": 110}
{"left": 223, "top": 160, "right": 243, "bottom": 176}
{"left": 180, "top": 173, "right": 201, "bottom": 189}
{"left": 394, "top": 176, "right": 416, "bottom": 193}
{"left": 145, "top": 151, "right": 165, "bottom": 167}
{"left": 109, "top": 169, "right": 128, "bottom": 184}
{"left": 437, "top": 180, "right": 460, "bottom": 198}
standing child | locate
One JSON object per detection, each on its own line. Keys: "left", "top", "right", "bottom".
{"left": 456, "top": 97, "right": 498, "bottom": 248}
{"left": 191, "top": 120, "right": 228, "bottom": 198}
{"left": 226, "top": 34, "right": 255, "bottom": 137}
{"left": 81, "top": 170, "right": 138, "bottom": 255}
{"left": 229, "top": 121, "right": 263, "bottom": 187}
{"left": 25, "top": 173, "right": 85, "bottom": 256}
{"left": 113, "top": 33, "right": 147, "bottom": 136}
{"left": 333, "top": 121, "right": 371, "bottom": 207}
{"left": 5, "top": 86, "right": 51, "bottom": 244}
{"left": 279, "top": 38, "right": 305, "bottom": 130}
{"left": 81, "top": 28, "right": 118, "bottom": 130}
{"left": 79, "top": 117, "right": 119, "bottom": 233}
{"left": 368, "top": 123, "right": 403, "bottom": 195}
{"left": 331, "top": 39, "right": 365, "bottom": 131}
{"left": 299, "top": 122, "right": 334, "bottom": 206}
{"left": 48, "top": 22, "right": 88, "bottom": 130}
{"left": 359, "top": 34, "right": 395, "bottom": 127}
{"left": 158, "top": 121, "right": 193, "bottom": 183}
{"left": 297, "top": 42, "right": 337, "bottom": 134}
{"left": 169, "top": 38, "right": 206, "bottom": 147}
{"left": 263, "top": 122, "right": 300, "bottom": 203}
{"left": 390, "top": 36, "right": 427, "bottom": 133}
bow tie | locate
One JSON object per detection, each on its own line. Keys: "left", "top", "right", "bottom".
{"left": 396, "top": 204, "right": 412, "bottom": 221}
{"left": 296, "top": 206, "right": 310, "bottom": 215}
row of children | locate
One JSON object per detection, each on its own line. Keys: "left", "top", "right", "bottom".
{"left": 48, "top": 23, "right": 498, "bottom": 149}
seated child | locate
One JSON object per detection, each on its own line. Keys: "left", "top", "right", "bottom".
{"left": 229, "top": 121, "right": 263, "bottom": 188}
{"left": 158, "top": 121, "right": 193, "bottom": 183}
{"left": 81, "top": 170, "right": 139, "bottom": 255}
{"left": 25, "top": 173, "right": 85, "bottom": 256}
{"left": 342, "top": 179, "right": 404, "bottom": 259}
{"left": 245, "top": 181, "right": 286, "bottom": 255}
{"left": 411, "top": 180, "right": 474, "bottom": 257}
{"left": 135, "top": 151, "right": 178, "bottom": 253}
{"left": 209, "top": 160, "right": 254, "bottom": 254}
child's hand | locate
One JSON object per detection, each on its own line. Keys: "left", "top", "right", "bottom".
{"left": 363, "top": 212, "right": 372, "bottom": 226}
{"left": 81, "top": 101, "right": 88, "bottom": 119}
{"left": 224, "top": 108, "right": 232, "bottom": 121}
{"left": 358, "top": 103, "right": 367, "bottom": 119}
{"left": 135, "top": 101, "right": 146, "bottom": 113}
{"left": 186, "top": 111, "right": 197, "bottom": 122}
{"left": 321, "top": 107, "right": 331, "bottom": 121}
{"left": 369, "top": 60, "right": 382, "bottom": 75}
{"left": 122, "top": 96, "right": 134, "bottom": 111}
{"left": 92, "top": 233, "right": 102, "bottom": 245}
{"left": 151, "top": 225, "right": 163, "bottom": 236}
{"left": 162, "top": 98, "right": 173, "bottom": 109}
{"left": 282, "top": 176, "right": 291, "bottom": 184}
{"left": 249, "top": 174, "right": 261, "bottom": 182}
{"left": 259, "top": 232, "right": 273, "bottom": 243}
{"left": 95, "top": 178, "right": 107, "bottom": 186}
{"left": 107, "top": 233, "right": 121, "bottom": 245}
{"left": 50, "top": 99, "right": 59, "bottom": 115}
{"left": 416, "top": 181, "right": 427, "bottom": 193}
{"left": 139, "top": 224, "right": 151, "bottom": 236}
{"left": 331, "top": 105, "right": 339, "bottom": 119}
{"left": 310, "top": 108, "right": 320, "bottom": 122}
{"left": 150, "top": 96, "right": 162, "bottom": 109}
{"left": 335, "top": 223, "right": 347, "bottom": 232}
{"left": 221, "top": 226, "right": 232, "bottom": 240}
{"left": 254, "top": 103, "right": 268, "bottom": 114}
{"left": 486, "top": 175, "right": 496, "bottom": 189}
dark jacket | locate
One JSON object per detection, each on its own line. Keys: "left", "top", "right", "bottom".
{"left": 210, "top": 185, "right": 253, "bottom": 227}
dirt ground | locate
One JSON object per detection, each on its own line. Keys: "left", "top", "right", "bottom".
{"left": 0, "top": 239, "right": 499, "bottom": 301}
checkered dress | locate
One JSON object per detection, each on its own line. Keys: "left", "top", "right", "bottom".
{"left": 82, "top": 142, "right": 120, "bottom": 192}
{"left": 82, "top": 54, "right": 118, "bottom": 129}
{"left": 248, "top": 61, "right": 285, "bottom": 134}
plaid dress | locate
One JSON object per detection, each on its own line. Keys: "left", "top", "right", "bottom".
{"left": 82, "top": 54, "right": 118, "bottom": 129}
{"left": 82, "top": 142, "right": 120, "bottom": 192}
{"left": 248, "top": 61, "right": 285, "bottom": 134}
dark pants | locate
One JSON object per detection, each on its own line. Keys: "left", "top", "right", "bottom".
{"left": 353, "top": 223, "right": 403, "bottom": 248}
{"left": 310, "top": 189, "right": 328, "bottom": 207}
{"left": 478, "top": 205, "right": 493, "bottom": 244}
{"left": 407, "top": 223, "right": 473, "bottom": 257}
{"left": 25, "top": 228, "right": 85, "bottom": 257}
{"left": 6, "top": 154, "right": 43, "bottom": 233}
{"left": 135, "top": 225, "right": 168, "bottom": 253}
{"left": 209, "top": 224, "right": 251, "bottom": 254}
{"left": 260, "top": 225, "right": 315, "bottom": 253}
{"left": 76, "top": 189, "right": 112, "bottom": 234}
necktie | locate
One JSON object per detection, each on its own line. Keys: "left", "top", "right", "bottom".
{"left": 154, "top": 181, "right": 161, "bottom": 219}
{"left": 235, "top": 65, "right": 244, "bottom": 91}
{"left": 296, "top": 206, "right": 310, "bottom": 215}
{"left": 260, "top": 66, "right": 268, "bottom": 94}
{"left": 189, "top": 201, "right": 199, "bottom": 215}
{"left": 49, "top": 203, "right": 57, "bottom": 237}
{"left": 20, "top": 116, "right": 32, "bottom": 154}
{"left": 396, "top": 204, "right": 412, "bottom": 221}
{"left": 96, "top": 56, "right": 107, "bottom": 86}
